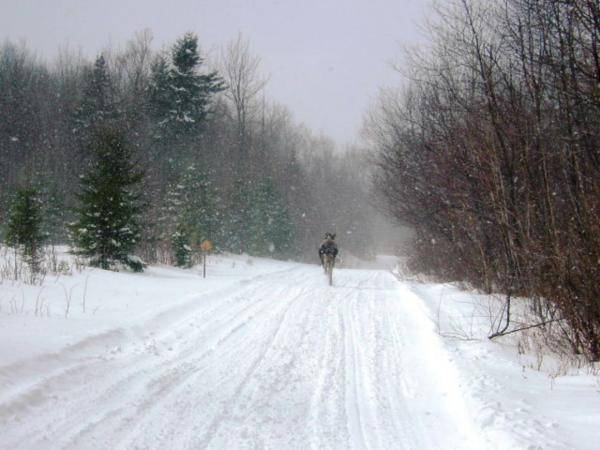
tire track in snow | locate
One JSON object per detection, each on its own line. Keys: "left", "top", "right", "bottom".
{"left": 307, "top": 285, "right": 352, "bottom": 449}
{"left": 0, "top": 270, "right": 304, "bottom": 449}
{"left": 101, "top": 268, "right": 311, "bottom": 449}
{"left": 212, "top": 279, "right": 334, "bottom": 448}
{"left": 64, "top": 274, "right": 306, "bottom": 449}
{"left": 343, "top": 281, "right": 371, "bottom": 450}
{"left": 119, "top": 284, "right": 308, "bottom": 443}
{"left": 1, "top": 264, "right": 490, "bottom": 450}
{"left": 188, "top": 281, "right": 311, "bottom": 448}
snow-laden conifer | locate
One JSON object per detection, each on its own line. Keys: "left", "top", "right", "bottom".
{"left": 149, "top": 32, "right": 224, "bottom": 141}
{"left": 71, "top": 127, "right": 144, "bottom": 271}
{"left": 5, "top": 185, "right": 46, "bottom": 277}
{"left": 162, "top": 164, "right": 219, "bottom": 266}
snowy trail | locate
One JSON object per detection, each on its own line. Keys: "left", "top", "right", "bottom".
{"left": 0, "top": 264, "right": 485, "bottom": 449}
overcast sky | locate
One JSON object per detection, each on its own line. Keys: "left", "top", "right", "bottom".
{"left": 1, "top": 0, "right": 428, "bottom": 145}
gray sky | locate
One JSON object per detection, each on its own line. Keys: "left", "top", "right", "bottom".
{"left": 1, "top": 0, "right": 428, "bottom": 144}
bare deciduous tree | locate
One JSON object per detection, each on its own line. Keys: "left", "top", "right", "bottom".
{"left": 220, "top": 33, "right": 269, "bottom": 164}
{"left": 368, "top": 0, "right": 600, "bottom": 360}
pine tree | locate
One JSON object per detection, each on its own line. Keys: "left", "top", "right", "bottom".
{"left": 5, "top": 185, "right": 46, "bottom": 276}
{"left": 71, "top": 127, "right": 144, "bottom": 271}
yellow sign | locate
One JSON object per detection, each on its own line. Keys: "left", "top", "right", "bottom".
{"left": 200, "top": 240, "right": 213, "bottom": 252}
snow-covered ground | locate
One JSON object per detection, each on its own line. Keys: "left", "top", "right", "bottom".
{"left": 0, "top": 251, "right": 598, "bottom": 449}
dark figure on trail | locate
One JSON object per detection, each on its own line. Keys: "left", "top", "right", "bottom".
{"left": 319, "top": 232, "right": 338, "bottom": 273}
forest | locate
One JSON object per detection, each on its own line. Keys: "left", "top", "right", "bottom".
{"left": 2, "top": 0, "right": 599, "bottom": 362}
{"left": 0, "top": 31, "right": 379, "bottom": 270}
{"left": 367, "top": 0, "right": 600, "bottom": 360}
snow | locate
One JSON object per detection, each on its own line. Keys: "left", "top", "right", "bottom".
{"left": 0, "top": 249, "right": 598, "bottom": 449}
{"left": 408, "top": 281, "right": 600, "bottom": 450}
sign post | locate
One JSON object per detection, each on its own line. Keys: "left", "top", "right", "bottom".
{"left": 200, "top": 240, "right": 213, "bottom": 278}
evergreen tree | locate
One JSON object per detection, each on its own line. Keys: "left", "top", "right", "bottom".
{"left": 40, "top": 184, "right": 68, "bottom": 245}
{"left": 171, "top": 223, "right": 192, "bottom": 267}
{"left": 38, "top": 183, "right": 68, "bottom": 271}
{"left": 71, "top": 127, "right": 144, "bottom": 271}
{"left": 148, "top": 55, "right": 171, "bottom": 139}
{"left": 224, "top": 178, "right": 253, "bottom": 254}
{"left": 74, "top": 55, "right": 117, "bottom": 134}
{"left": 162, "top": 164, "right": 219, "bottom": 265}
{"left": 73, "top": 55, "right": 118, "bottom": 162}
{"left": 148, "top": 33, "right": 224, "bottom": 141}
{"left": 246, "top": 178, "right": 294, "bottom": 256}
{"left": 179, "top": 165, "right": 219, "bottom": 246}
{"left": 5, "top": 185, "right": 46, "bottom": 275}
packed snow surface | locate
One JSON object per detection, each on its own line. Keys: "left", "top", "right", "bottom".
{"left": 0, "top": 253, "right": 598, "bottom": 449}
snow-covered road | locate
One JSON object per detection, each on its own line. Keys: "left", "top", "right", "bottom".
{"left": 0, "top": 263, "right": 491, "bottom": 449}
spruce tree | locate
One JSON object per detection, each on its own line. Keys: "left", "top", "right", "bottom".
{"left": 247, "top": 178, "right": 294, "bottom": 256}
{"left": 224, "top": 179, "right": 253, "bottom": 254}
{"left": 148, "top": 33, "right": 224, "bottom": 141}
{"left": 71, "top": 127, "right": 144, "bottom": 271}
{"left": 223, "top": 178, "right": 294, "bottom": 257}
{"left": 179, "top": 165, "right": 219, "bottom": 246}
{"left": 41, "top": 185, "right": 68, "bottom": 245}
{"left": 148, "top": 55, "right": 171, "bottom": 139}
{"left": 163, "top": 165, "right": 219, "bottom": 265}
{"left": 5, "top": 185, "right": 46, "bottom": 276}
{"left": 74, "top": 55, "right": 117, "bottom": 150}
{"left": 171, "top": 223, "right": 192, "bottom": 267}
{"left": 38, "top": 184, "right": 68, "bottom": 271}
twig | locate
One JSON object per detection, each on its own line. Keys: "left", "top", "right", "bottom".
{"left": 489, "top": 291, "right": 511, "bottom": 338}
{"left": 62, "top": 283, "right": 78, "bottom": 318}
{"left": 489, "top": 317, "right": 565, "bottom": 340}
{"left": 82, "top": 274, "right": 90, "bottom": 313}
{"left": 35, "top": 286, "right": 45, "bottom": 316}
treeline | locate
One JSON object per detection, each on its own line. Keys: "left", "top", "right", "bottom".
{"left": 367, "top": 0, "right": 600, "bottom": 360}
{"left": 0, "top": 30, "right": 376, "bottom": 268}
